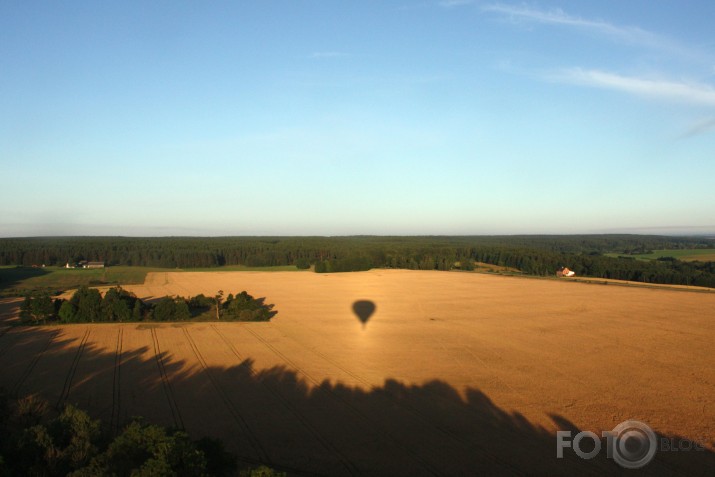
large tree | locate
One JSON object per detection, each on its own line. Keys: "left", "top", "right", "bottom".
{"left": 71, "top": 287, "right": 102, "bottom": 323}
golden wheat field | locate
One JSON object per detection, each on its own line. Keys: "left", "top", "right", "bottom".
{"left": 1, "top": 270, "right": 714, "bottom": 475}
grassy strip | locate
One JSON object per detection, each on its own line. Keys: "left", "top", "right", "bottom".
{"left": 0, "top": 266, "right": 157, "bottom": 296}
{"left": 0, "top": 265, "right": 303, "bottom": 296}
{"left": 604, "top": 248, "right": 715, "bottom": 262}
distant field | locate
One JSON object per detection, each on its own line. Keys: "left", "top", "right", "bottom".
{"left": 0, "top": 265, "right": 304, "bottom": 296}
{"left": 184, "top": 265, "right": 303, "bottom": 272}
{"left": 0, "top": 266, "right": 162, "bottom": 296}
{"left": 605, "top": 248, "right": 715, "bottom": 261}
{"left": 473, "top": 261, "right": 521, "bottom": 273}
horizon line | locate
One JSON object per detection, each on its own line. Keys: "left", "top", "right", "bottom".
{"left": 2, "top": 232, "right": 714, "bottom": 239}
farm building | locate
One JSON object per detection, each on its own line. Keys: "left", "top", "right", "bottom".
{"left": 74, "top": 260, "right": 105, "bottom": 269}
{"left": 556, "top": 267, "right": 575, "bottom": 277}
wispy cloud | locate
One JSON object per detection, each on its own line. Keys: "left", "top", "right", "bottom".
{"left": 482, "top": 4, "right": 715, "bottom": 137}
{"left": 481, "top": 3, "right": 693, "bottom": 58}
{"left": 310, "top": 51, "right": 348, "bottom": 59}
{"left": 680, "top": 117, "right": 715, "bottom": 138}
{"left": 551, "top": 68, "right": 715, "bottom": 107}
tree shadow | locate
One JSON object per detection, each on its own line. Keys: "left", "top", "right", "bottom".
{"left": 0, "top": 325, "right": 712, "bottom": 476}
{"left": 253, "top": 297, "right": 278, "bottom": 321}
{"left": 0, "top": 266, "right": 50, "bottom": 294}
{"left": 0, "top": 298, "right": 23, "bottom": 326}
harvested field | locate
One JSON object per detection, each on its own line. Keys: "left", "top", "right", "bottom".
{"left": 1, "top": 270, "right": 714, "bottom": 475}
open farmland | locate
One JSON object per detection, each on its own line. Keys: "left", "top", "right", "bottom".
{"left": 605, "top": 248, "right": 715, "bottom": 262}
{"left": 0, "top": 264, "right": 304, "bottom": 297}
{"left": 1, "top": 270, "right": 714, "bottom": 475}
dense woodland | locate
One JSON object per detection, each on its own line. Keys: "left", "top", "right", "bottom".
{"left": 20, "top": 286, "right": 276, "bottom": 324}
{"left": 2, "top": 235, "right": 715, "bottom": 287}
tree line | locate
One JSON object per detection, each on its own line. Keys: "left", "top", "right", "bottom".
{"left": 21, "top": 286, "right": 276, "bottom": 324}
{"left": 2, "top": 235, "right": 711, "bottom": 269}
{"left": 2, "top": 235, "right": 715, "bottom": 287}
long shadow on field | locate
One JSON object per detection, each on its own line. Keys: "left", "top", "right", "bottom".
{"left": 0, "top": 298, "right": 23, "bottom": 326}
{"left": 0, "top": 266, "right": 50, "bottom": 294}
{"left": 0, "top": 325, "right": 712, "bottom": 477}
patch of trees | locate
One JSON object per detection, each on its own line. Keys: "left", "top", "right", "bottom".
{"left": 0, "top": 392, "right": 285, "bottom": 476}
{"left": 557, "top": 252, "right": 715, "bottom": 287}
{"left": 3, "top": 235, "right": 715, "bottom": 288}
{"left": 295, "top": 257, "right": 311, "bottom": 269}
{"left": 314, "top": 255, "right": 373, "bottom": 273}
{"left": 215, "top": 291, "right": 277, "bottom": 322}
{"left": 21, "top": 286, "right": 277, "bottom": 324}
{"left": 19, "top": 292, "right": 57, "bottom": 324}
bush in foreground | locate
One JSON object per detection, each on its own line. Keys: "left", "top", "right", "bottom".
{"left": 0, "top": 392, "right": 238, "bottom": 477}
{"left": 240, "top": 465, "right": 287, "bottom": 477}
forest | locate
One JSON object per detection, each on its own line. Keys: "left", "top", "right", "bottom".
{"left": 1, "top": 235, "right": 714, "bottom": 288}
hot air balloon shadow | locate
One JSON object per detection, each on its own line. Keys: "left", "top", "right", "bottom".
{"left": 352, "top": 300, "right": 376, "bottom": 330}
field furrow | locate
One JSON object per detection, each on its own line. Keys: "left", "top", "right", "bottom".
{"left": 180, "top": 326, "right": 272, "bottom": 465}
{"left": 211, "top": 324, "right": 361, "bottom": 476}
{"left": 55, "top": 328, "right": 91, "bottom": 409}
{"left": 12, "top": 329, "right": 61, "bottom": 398}
{"left": 116, "top": 326, "right": 175, "bottom": 428}
{"left": 150, "top": 327, "right": 183, "bottom": 429}
{"left": 110, "top": 326, "right": 123, "bottom": 434}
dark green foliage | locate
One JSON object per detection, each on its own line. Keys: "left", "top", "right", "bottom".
{"left": 71, "top": 286, "right": 102, "bottom": 323}
{"left": 189, "top": 293, "right": 213, "bottom": 309}
{"left": 314, "top": 254, "right": 372, "bottom": 273}
{"left": 460, "top": 257, "right": 475, "bottom": 271}
{"left": 59, "top": 301, "right": 77, "bottom": 323}
{"left": 294, "top": 257, "right": 311, "bottom": 269}
{"left": 313, "top": 260, "right": 330, "bottom": 273}
{"left": 0, "top": 393, "right": 238, "bottom": 477}
{"left": 20, "top": 292, "right": 55, "bottom": 323}
{"left": 222, "top": 291, "right": 276, "bottom": 321}
{"left": 240, "top": 465, "right": 287, "bottom": 477}
{"left": 24, "top": 287, "right": 276, "bottom": 324}
{"left": 74, "top": 420, "right": 207, "bottom": 476}
{"left": 150, "top": 297, "right": 192, "bottom": 322}
{"left": 14, "top": 394, "right": 48, "bottom": 427}
{"left": 153, "top": 297, "right": 177, "bottom": 322}
{"left": 100, "top": 287, "right": 134, "bottom": 322}
{"left": 175, "top": 298, "right": 191, "bottom": 321}
{"left": 132, "top": 299, "right": 143, "bottom": 321}
{"left": 13, "top": 404, "right": 100, "bottom": 476}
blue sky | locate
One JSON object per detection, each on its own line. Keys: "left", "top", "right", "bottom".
{"left": 2, "top": 1, "right": 714, "bottom": 236}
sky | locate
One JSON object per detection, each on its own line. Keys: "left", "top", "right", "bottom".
{"left": 2, "top": 1, "right": 715, "bottom": 237}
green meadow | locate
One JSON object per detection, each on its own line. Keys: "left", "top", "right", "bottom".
{"left": 0, "top": 265, "right": 303, "bottom": 296}
{"left": 605, "top": 249, "right": 715, "bottom": 262}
